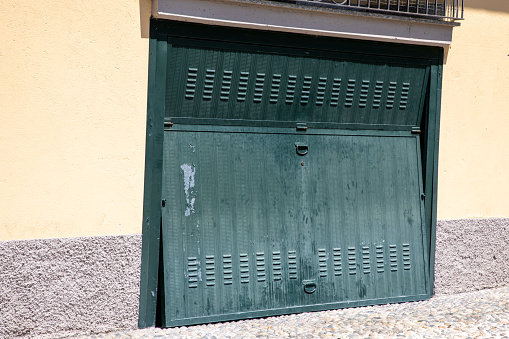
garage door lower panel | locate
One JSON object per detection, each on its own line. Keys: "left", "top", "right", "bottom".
{"left": 161, "top": 125, "right": 428, "bottom": 327}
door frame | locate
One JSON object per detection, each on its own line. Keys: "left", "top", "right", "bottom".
{"left": 138, "top": 18, "right": 443, "bottom": 328}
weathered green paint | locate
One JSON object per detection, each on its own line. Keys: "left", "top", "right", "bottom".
{"left": 161, "top": 126, "right": 427, "bottom": 327}
{"left": 166, "top": 42, "right": 429, "bottom": 130}
{"left": 138, "top": 32, "right": 167, "bottom": 329}
{"left": 426, "top": 54, "right": 444, "bottom": 295}
{"left": 139, "top": 19, "right": 443, "bottom": 328}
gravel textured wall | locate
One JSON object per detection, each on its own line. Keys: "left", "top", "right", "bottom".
{"left": 0, "top": 235, "right": 142, "bottom": 339}
{"left": 1, "top": 219, "right": 508, "bottom": 338}
{"left": 434, "top": 218, "right": 509, "bottom": 295}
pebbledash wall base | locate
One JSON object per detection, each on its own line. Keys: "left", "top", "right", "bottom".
{"left": 0, "top": 218, "right": 508, "bottom": 337}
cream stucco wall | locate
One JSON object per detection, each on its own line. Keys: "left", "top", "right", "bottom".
{"left": 438, "top": 4, "right": 509, "bottom": 219}
{"left": 0, "top": 0, "right": 152, "bottom": 240}
{"left": 1, "top": 0, "right": 508, "bottom": 241}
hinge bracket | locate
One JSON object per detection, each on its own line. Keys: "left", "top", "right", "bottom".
{"left": 164, "top": 121, "right": 173, "bottom": 129}
{"left": 296, "top": 123, "right": 308, "bottom": 132}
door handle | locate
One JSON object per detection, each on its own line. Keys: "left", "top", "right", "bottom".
{"left": 303, "top": 280, "right": 317, "bottom": 294}
{"left": 295, "top": 142, "right": 308, "bottom": 156}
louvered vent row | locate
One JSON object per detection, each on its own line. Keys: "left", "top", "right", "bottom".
{"left": 183, "top": 243, "right": 412, "bottom": 289}
{"left": 183, "top": 67, "right": 413, "bottom": 110}
{"left": 168, "top": 45, "right": 428, "bottom": 127}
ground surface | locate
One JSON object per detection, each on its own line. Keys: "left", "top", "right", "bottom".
{"left": 72, "top": 286, "right": 509, "bottom": 338}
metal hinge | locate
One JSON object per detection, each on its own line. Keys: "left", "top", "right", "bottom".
{"left": 164, "top": 121, "right": 173, "bottom": 130}
{"left": 296, "top": 123, "right": 308, "bottom": 131}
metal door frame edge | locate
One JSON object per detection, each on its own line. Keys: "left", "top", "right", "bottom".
{"left": 166, "top": 294, "right": 431, "bottom": 327}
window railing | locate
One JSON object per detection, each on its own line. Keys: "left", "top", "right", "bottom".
{"left": 271, "top": 0, "right": 464, "bottom": 21}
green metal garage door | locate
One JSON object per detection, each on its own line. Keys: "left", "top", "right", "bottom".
{"left": 162, "top": 127, "right": 426, "bottom": 326}
{"left": 139, "top": 20, "right": 443, "bottom": 328}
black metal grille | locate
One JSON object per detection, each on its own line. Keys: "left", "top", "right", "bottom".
{"left": 272, "top": 0, "right": 464, "bottom": 20}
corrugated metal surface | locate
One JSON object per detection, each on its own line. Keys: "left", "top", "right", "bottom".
{"left": 166, "top": 43, "right": 429, "bottom": 130}
{"left": 139, "top": 21, "right": 443, "bottom": 329}
{"left": 161, "top": 126, "right": 427, "bottom": 326}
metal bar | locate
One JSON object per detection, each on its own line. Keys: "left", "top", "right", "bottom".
{"left": 283, "top": 0, "right": 463, "bottom": 19}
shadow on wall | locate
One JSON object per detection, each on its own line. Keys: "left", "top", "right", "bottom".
{"left": 139, "top": 0, "right": 152, "bottom": 38}
{"left": 466, "top": 0, "right": 509, "bottom": 13}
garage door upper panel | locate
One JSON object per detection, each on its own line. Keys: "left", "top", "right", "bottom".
{"left": 166, "top": 42, "right": 429, "bottom": 130}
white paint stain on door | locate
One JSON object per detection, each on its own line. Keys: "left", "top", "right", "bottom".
{"left": 181, "top": 164, "right": 196, "bottom": 216}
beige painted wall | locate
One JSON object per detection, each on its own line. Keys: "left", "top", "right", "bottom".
{"left": 438, "top": 4, "right": 509, "bottom": 219}
{"left": 1, "top": 1, "right": 508, "bottom": 241}
{"left": 0, "top": 0, "right": 151, "bottom": 240}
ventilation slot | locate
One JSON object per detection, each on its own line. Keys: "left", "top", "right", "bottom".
{"left": 330, "top": 78, "right": 342, "bottom": 107}
{"left": 272, "top": 251, "right": 282, "bottom": 281}
{"left": 376, "top": 245, "right": 384, "bottom": 273}
{"left": 187, "top": 257, "right": 199, "bottom": 288}
{"left": 348, "top": 246, "right": 356, "bottom": 275}
{"left": 300, "top": 76, "right": 312, "bottom": 105}
{"left": 359, "top": 80, "right": 370, "bottom": 108}
{"left": 333, "top": 248, "right": 342, "bottom": 276}
{"left": 185, "top": 67, "right": 198, "bottom": 100}
{"left": 362, "top": 245, "right": 371, "bottom": 274}
{"left": 386, "top": 81, "right": 397, "bottom": 109}
{"left": 240, "top": 253, "right": 249, "bottom": 284}
{"left": 254, "top": 73, "right": 265, "bottom": 103}
{"left": 345, "top": 79, "right": 356, "bottom": 107}
{"left": 205, "top": 255, "right": 215, "bottom": 287}
{"left": 237, "top": 72, "right": 249, "bottom": 102}
{"left": 400, "top": 82, "right": 410, "bottom": 110}
{"left": 223, "top": 254, "right": 233, "bottom": 285}
{"left": 389, "top": 245, "right": 398, "bottom": 272}
{"left": 402, "top": 243, "right": 411, "bottom": 270}
{"left": 286, "top": 75, "right": 297, "bottom": 104}
{"left": 220, "top": 70, "right": 232, "bottom": 101}
{"left": 203, "top": 69, "right": 216, "bottom": 100}
{"left": 316, "top": 77, "right": 327, "bottom": 106}
{"left": 373, "top": 81, "right": 384, "bottom": 109}
{"left": 256, "top": 252, "right": 266, "bottom": 282}
{"left": 288, "top": 250, "right": 297, "bottom": 279}
{"left": 318, "top": 248, "right": 328, "bottom": 278}
{"left": 270, "top": 74, "right": 281, "bottom": 104}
